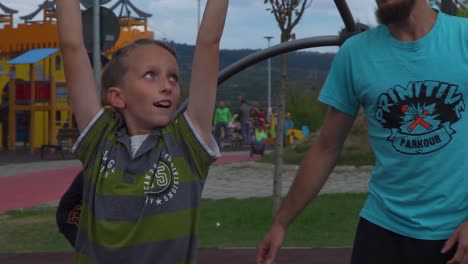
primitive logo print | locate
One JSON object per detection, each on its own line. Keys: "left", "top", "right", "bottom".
{"left": 375, "top": 80, "right": 465, "bottom": 155}
{"left": 144, "top": 152, "right": 180, "bottom": 206}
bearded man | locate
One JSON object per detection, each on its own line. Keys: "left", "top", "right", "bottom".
{"left": 257, "top": 1, "right": 468, "bottom": 263}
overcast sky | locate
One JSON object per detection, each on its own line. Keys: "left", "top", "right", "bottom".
{"left": 3, "top": 0, "right": 379, "bottom": 53}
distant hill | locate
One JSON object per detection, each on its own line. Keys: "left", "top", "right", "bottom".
{"left": 168, "top": 41, "right": 336, "bottom": 105}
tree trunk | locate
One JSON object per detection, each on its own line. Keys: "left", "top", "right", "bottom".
{"left": 272, "top": 52, "right": 288, "bottom": 215}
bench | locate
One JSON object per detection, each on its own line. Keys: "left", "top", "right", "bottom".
{"left": 40, "top": 127, "right": 80, "bottom": 159}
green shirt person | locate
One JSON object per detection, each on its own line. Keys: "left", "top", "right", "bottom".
{"left": 214, "top": 100, "right": 232, "bottom": 146}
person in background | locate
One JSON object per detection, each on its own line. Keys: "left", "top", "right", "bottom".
{"left": 257, "top": 1, "right": 468, "bottom": 263}
{"left": 284, "top": 112, "right": 294, "bottom": 145}
{"left": 250, "top": 119, "right": 267, "bottom": 158}
{"left": 238, "top": 98, "right": 251, "bottom": 145}
{"left": 214, "top": 100, "right": 232, "bottom": 146}
{"left": 256, "top": 106, "right": 267, "bottom": 125}
{"left": 251, "top": 103, "right": 269, "bottom": 130}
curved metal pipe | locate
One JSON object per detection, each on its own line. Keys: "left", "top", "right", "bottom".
{"left": 173, "top": 35, "right": 342, "bottom": 118}
{"left": 218, "top": 35, "right": 341, "bottom": 84}
{"left": 334, "top": 0, "right": 356, "bottom": 33}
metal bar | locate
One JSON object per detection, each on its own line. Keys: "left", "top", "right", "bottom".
{"left": 334, "top": 0, "right": 356, "bottom": 32}
{"left": 173, "top": 35, "right": 342, "bottom": 118}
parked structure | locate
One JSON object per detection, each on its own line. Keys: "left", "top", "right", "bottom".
{"left": 0, "top": 0, "right": 154, "bottom": 151}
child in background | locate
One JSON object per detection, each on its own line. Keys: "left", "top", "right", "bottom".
{"left": 56, "top": 0, "right": 229, "bottom": 263}
{"left": 250, "top": 120, "right": 268, "bottom": 158}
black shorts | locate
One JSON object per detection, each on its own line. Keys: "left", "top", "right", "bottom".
{"left": 351, "top": 217, "right": 457, "bottom": 264}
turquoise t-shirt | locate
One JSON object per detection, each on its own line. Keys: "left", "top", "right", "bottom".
{"left": 319, "top": 11, "right": 468, "bottom": 240}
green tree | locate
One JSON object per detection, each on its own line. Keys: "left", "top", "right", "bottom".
{"left": 432, "top": 0, "right": 468, "bottom": 16}
{"left": 285, "top": 83, "right": 326, "bottom": 132}
{"left": 263, "top": 0, "right": 312, "bottom": 214}
{"left": 456, "top": 0, "right": 468, "bottom": 17}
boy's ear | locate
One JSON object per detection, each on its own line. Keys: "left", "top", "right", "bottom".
{"left": 107, "top": 87, "right": 126, "bottom": 109}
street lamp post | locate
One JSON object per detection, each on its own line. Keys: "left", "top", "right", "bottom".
{"left": 197, "top": 0, "right": 201, "bottom": 29}
{"left": 93, "top": 0, "right": 101, "bottom": 94}
{"left": 264, "top": 36, "right": 274, "bottom": 122}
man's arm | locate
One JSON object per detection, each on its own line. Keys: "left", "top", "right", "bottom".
{"left": 186, "top": 0, "right": 229, "bottom": 145}
{"left": 56, "top": 0, "right": 101, "bottom": 132}
{"left": 257, "top": 107, "right": 355, "bottom": 264}
{"left": 275, "top": 108, "right": 353, "bottom": 227}
{"left": 442, "top": 220, "right": 468, "bottom": 264}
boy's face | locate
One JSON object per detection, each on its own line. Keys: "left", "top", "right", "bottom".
{"left": 117, "top": 44, "right": 180, "bottom": 134}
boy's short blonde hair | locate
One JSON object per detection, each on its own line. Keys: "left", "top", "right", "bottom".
{"left": 101, "top": 38, "right": 177, "bottom": 105}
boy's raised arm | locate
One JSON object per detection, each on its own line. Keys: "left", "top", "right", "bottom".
{"left": 186, "top": 0, "right": 229, "bottom": 145}
{"left": 56, "top": 0, "right": 101, "bottom": 132}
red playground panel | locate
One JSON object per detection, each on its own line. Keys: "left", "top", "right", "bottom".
{"left": 15, "top": 81, "right": 51, "bottom": 101}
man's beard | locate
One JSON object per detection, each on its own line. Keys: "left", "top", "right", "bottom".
{"left": 375, "top": 0, "right": 416, "bottom": 25}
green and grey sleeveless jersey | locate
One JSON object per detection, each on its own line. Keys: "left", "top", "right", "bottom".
{"left": 72, "top": 109, "right": 220, "bottom": 263}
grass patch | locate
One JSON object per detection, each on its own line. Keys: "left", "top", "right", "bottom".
{"left": 0, "top": 209, "right": 71, "bottom": 252}
{"left": 199, "top": 193, "right": 365, "bottom": 248}
{"left": 260, "top": 111, "right": 375, "bottom": 166}
{"left": 0, "top": 194, "right": 365, "bottom": 252}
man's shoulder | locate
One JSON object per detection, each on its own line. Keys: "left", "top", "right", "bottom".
{"left": 440, "top": 11, "right": 468, "bottom": 23}
{"left": 440, "top": 12, "right": 468, "bottom": 29}
{"left": 343, "top": 25, "right": 384, "bottom": 48}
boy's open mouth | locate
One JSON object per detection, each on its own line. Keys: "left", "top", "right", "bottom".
{"left": 154, "top": 100, "right": 171, "bottom": 109}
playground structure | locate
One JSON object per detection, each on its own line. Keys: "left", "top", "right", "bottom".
{"left": 266, "top": 112, "right": 310, "bottom": 145}
{"left": 0, "top": 0, "right": 154, "bottom": 151}
{"left": 7, "top": 48, "right": 68, "bottom": 151}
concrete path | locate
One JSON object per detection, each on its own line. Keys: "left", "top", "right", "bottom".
{"left": 0, "top": 151, "right": 263, "bottom": 212}
{"left": 0, "top": 150, "right": 372, "bottom": 212}
{"left": 205, "top": 162, "right": 371, "bottom": 199}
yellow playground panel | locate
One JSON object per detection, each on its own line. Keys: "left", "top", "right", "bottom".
{"left": 7, "top": 48, "right": 72, "bottom": 151}
{"left": 266, "top": 113, "right": 310, "bottom": 145}
{"left": 0, "top": 0, "right": 154, "bottom": 150}
{"left": 287, "top": 129, "right": 304, "bottom": 145}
